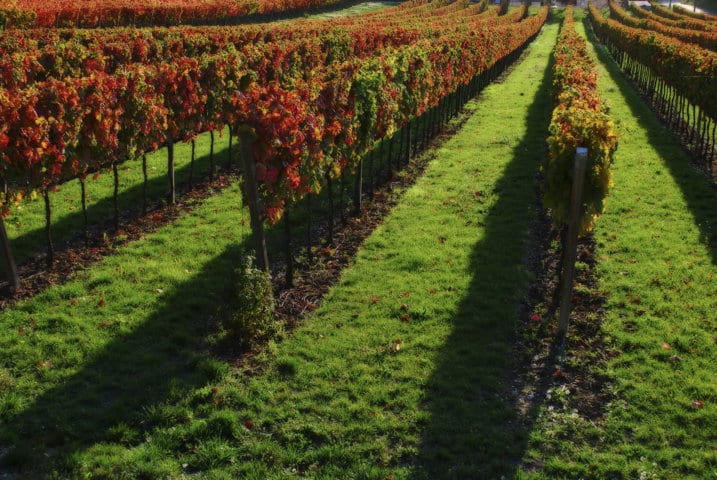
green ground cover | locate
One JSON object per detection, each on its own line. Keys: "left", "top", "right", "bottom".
{"left": 518, "top": 10, "right": 717, "bottom": 479}
{"left": 305, "top": 1, "right": 399, "bottom": 19}
{"left": 0, "top": 13, "right": 561, "bottom": 479}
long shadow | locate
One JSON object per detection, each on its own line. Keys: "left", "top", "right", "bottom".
{"left": 412, "top": 25, "right": 557, "bottom": 479}
{"left": 0, "top": 240, "right": 248, "bottom": 477}
{"left": 582, "top": 19, "right": 717, "bottom": 265}
{"left": 1, "top": 137, "right": 235, "bottom": 270}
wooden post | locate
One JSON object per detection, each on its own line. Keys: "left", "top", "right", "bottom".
{"left": 80, "top": 177, "right": 89, "bottom": 242}
{"left": 558, "top": 147, "right": 589, "bottom": 338}
{"left": 44, "top": 188, "right": 54, "bottom": 268}
{"left": 167, "top": 136, "right": 176, "bottom": 205}
{"left": 239, "top": 131, "right": 270, "bottom": 273}
{"left": 306, "top": 193, "right": 313, "bottom": 263}
{"left": 326, "top": 173, "right": 334, "bottom": 243}
{"left": 284, "top": 209, "right": 293, "bottom": 288}
{"left": 142, "top": 154, "right": 148, "bottom": 215}
{"left": 188, "top": 140, "right": 195, "bottom": 188}
{"left": 0, "top": 216, "right": 20, "bottom": 293}
{"left": 405, "top": 120, "right": 412, "bottom": 164}
{"left": 113, "top": 163, "right": 120, "bottom": 231}
{"left": 227, "top": 129, "right": 233, "bottom": 171}
{"left": 209, "top": 130, "right": 215, "bottom": 179}
{"left": 353, "top": 158, "right": 363, "bottom": 216}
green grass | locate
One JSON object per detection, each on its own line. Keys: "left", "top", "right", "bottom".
{"left": 306, "top": 1, "right": 399, "bottom": 19}
{"left": 0, "top": 179, "right": 253, "bottom": 476}
{"left": 0, "top": 16, "right": 560, "bottom": 479}
{"left": 518, "top": 10, "right": 717, "bottom": 479}
{"left": 1, "top": 128, "right": 236, "bottom": 269}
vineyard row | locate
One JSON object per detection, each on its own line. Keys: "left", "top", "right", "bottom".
{"left": 0, "top": 2, "right": 549, "bottom": 289}
{"left": 2, "top": 0, "right": 356, "bottom": 29}
{"left": 589, "top": 2, "right": 717, "bottom": 177}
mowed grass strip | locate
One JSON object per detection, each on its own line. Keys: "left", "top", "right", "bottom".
{"left": 0, "top": 18, "right": 560, "bottom": 479}
{"left": 519, "top": 11, "right": 717, "bottom": 479}
{"left": 0, "top": 182, "right": 251, "bottom": 477}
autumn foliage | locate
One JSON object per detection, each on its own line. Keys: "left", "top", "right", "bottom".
{"left": 543, "top": 6, "right": 617, "bottom": 235}
{"left": 0, "top": 1, "right": 549, "bottom": 222}
{"left": 590, "top": 2, "right": 717, "bottom": 121}
{"left": 0, "top": 0, "right": 352, "bottom": 29}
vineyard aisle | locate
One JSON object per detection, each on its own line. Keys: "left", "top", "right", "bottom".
{"left": 0, "top": 18, "right": 560, "bottom": 480}
{"left": 517, "top": 12, "right": 717, "bottom": 479}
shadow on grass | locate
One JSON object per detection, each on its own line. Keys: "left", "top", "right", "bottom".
{"left": 412, "top": 24, "right": 556, "bottom": 479}
{"left": 0, "top": 241, "right": 247, "bottom": 477}
{"left": 2, "top": 137, "right": 235, "bottom": 269}
{"left": 582, "top": 18, "right": 717, "bottom": 265}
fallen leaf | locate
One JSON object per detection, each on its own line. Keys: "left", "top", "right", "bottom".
{"left": 70, "top": 298, "right": 78, "bottom": 306}
{"left": 244, "top": 420, "right": 254, "bottom": 430}
{"left": 97, "top": 299, "right": 105, "bottom": 308}
{"left": 400, "top": 304, "right": 409, "bottom": 311}
{"left": 17, "top": 327, "right": 25, "bottom": 335}
{"left": 428, "top": 289, "right": 436, "bottom": 295}
{"left": 370, "top": 296, "right": 380, "bottom": 304}
{"left": 399, "top": 291, "right": 410, "bottom": 298}
{"left": 37, "top": 360, "right": 53, "bottom": 368}
{"left": 662, "top": 342, "right": 671, "bottom": 350}
{"left": 692, "top": 400, "right": 704, "bottom": 408}
{"left": 156, "top": 288, "right": 164, "bottom": 294}
{"left": 400, "top": 313, "right": 410, "bottom": 322}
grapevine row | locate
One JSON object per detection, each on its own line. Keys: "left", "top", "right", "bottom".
{"left": 0, "top": 1, "right": 509, "bottom": 90}
{"left": 543, "top": 6, "right": 616, "bottom": 235}
{"left": 607, "top": 1, "right": 717, "bottom": 51}
{"left": 0, "top": 2, "right": 520, "bottom": 209}
{"left": 1, "top": 0, "right": 353, "bottom": 29}
{"left": 0, "top": 4, "right": 546, "bottom": 218}
{"left": 648, "top": 1, "right": 717, "bottom": 32}
{"left": 589, "top": 1, "right": 717, "bottom": 177}
{"left": 0, "top": 2, "right": 548, "bottom": 289}
{"left": 673, "top": 4, "right": 717, "bottom": 22}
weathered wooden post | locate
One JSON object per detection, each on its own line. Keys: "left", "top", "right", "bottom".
{"left": 284, "top": 209, "right": 293, "bottom": 288}
{"left": 167, "top": 135, "right": 176, "bottom": 205}
{"left": 0, "top": 216, "right": 20, "bottom": 292}
{"left": 239, "top": 131, "right": 270, "bottom": 273}
{"left": 558, "top": 147, "right": 589, "bottom": 339}
{"left": 43, "top": 188, "right": 54, "bottom": 267}
{"left": 353, "top": 158, "right": 363, "bottom": 217}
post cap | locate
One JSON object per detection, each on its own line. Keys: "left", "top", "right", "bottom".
{"left": 576, "top": 147, "right": 588, "bottom": 155}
